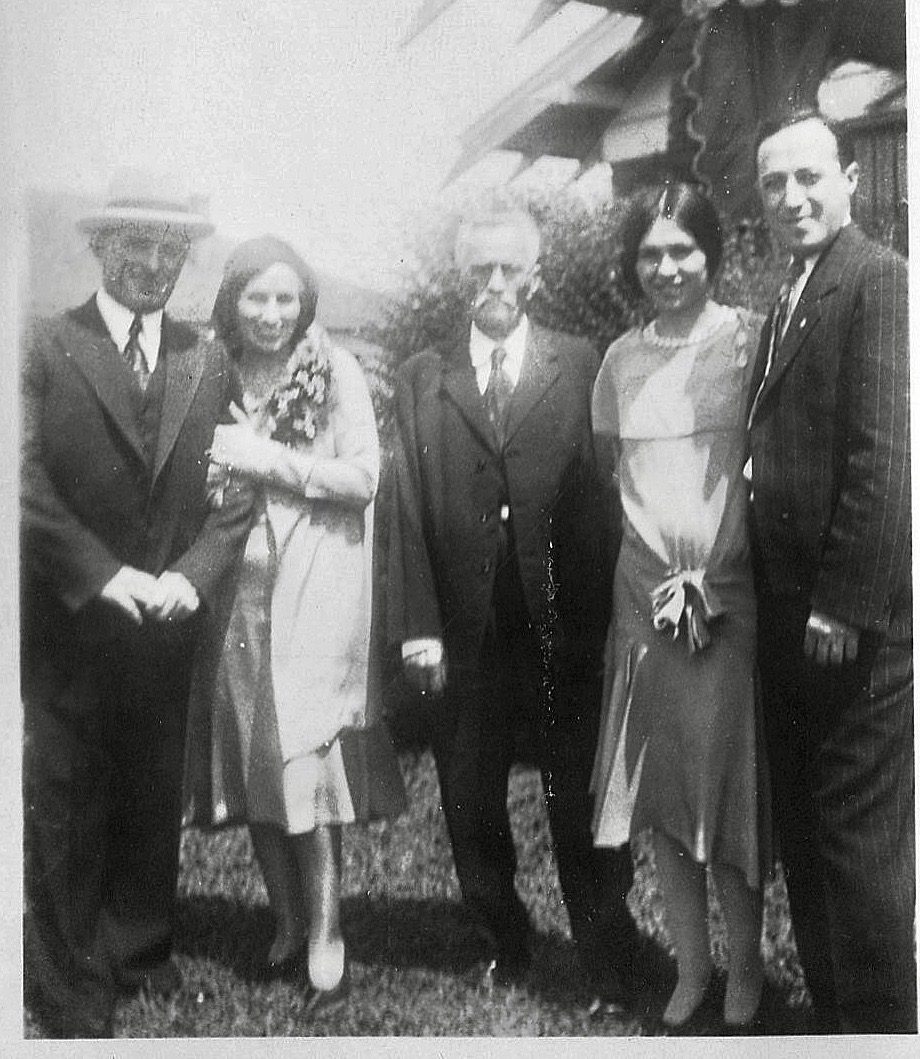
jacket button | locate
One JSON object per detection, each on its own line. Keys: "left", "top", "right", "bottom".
{"left": 481, "top": 560, "right": 492, "bottom": 574}
{"left": 479, "top": 511, "right": 490, "bottom": 523}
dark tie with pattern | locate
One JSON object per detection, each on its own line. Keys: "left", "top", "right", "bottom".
{"left": 124, "top": 313, "right": 150, "bottom": 391}
{"left": 748, "top": 258, "right": 806, "bottom": 426}
{"left": 485, "top": 346, "right": 513, "bottom": 446}
{"left": 774, "top": 256, "right": 806, "bottom": 342}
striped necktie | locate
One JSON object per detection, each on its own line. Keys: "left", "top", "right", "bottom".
{"left": 124, "top": 313, "right": 150, "bottom": 391}
{"left": 775, "top": 256, "right": 806, "bottom": 342}
{"left": 484, "top": 346, "right": 513, "bottom": 446}
{"left": 748, "top": 258, "right": 806, "bottom": 427}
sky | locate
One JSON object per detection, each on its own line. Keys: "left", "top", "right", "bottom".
{"left": 5, "top": 0, "right": 607, "bottom": 289}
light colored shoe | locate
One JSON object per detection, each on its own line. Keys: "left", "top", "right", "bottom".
{"left": 301, "top": 965, "right": 350, "bottom": 1017}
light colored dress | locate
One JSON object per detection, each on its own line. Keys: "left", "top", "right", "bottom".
{"left": 590, "top": 306, "right": 770, "bottom": 888}
{"left": 185, "top": 336, "right": 380, "bottom": 835}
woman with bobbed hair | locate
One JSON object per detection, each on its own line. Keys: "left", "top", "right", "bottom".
{"left": 184, "top": 235, "right": 385, "bottom": 1010}
{"left": 590, "top": 184, "right": 769, "bottom": 1033}
{"left": 210, "top": 235, "right": 321, "bottom": 357}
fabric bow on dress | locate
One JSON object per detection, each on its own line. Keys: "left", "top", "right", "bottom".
{"left": 650, "top": 569, "right": 723, "bottom": 653}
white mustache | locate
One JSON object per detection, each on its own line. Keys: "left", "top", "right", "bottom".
{"left": 472, "top": 292, "right": 519, "bottom": 310}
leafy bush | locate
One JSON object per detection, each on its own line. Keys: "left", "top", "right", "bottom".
{"left": 715, "top": 217, "right": 787, "bottom": 314}
{"left": 369, "top": 186, "right": 635, "bottom": 372}
{"left": 370, "top": 187, "right": 786, "bottom": 387}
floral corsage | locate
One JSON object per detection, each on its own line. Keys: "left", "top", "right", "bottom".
{"left": 206, "top": 325, "right": 333, "bottom": 508}
{"left": 256, "top": 328, "right": 333, "bottom": 445}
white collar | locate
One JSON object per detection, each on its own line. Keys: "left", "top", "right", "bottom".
{"left": 793, "top": 220, "right": 851, "bottom": 287}
{"left": 95, "top": 288, "right": 163, "bottom": 370}
{"left": 793, "top": 253, "right": 820, "bottom": 284}
{"left": 469, "top": 316, "right": 528, "bottom": 391}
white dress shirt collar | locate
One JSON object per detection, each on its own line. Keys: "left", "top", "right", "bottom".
{"left": 95, "top": 288, "right": 163, "bottom": 372}
{"left": 789, "top": 219, "right": 851, "bottom": 310}
{"left": 469, "top": 316, "right": 529, "bottom": 395}
{"left": 785, "top": 252, "right": 820, "bottom": 325}
{"left": 794, "top": 251, "right": 820, "bottom": 286}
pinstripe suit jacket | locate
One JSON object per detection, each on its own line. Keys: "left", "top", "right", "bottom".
{"left": 749, "top": 224, "right": 910, "bottom": 637}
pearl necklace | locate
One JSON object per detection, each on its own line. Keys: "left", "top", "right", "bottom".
{"left": 643, "top": 304, "right": 736, "bottom": 350}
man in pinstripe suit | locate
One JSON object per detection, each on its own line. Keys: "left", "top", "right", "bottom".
{"left": 749, "top": 109, "right": 914, "bottom": 1033}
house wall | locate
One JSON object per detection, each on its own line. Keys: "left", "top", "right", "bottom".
{"left": 846, "top": 111, "right": 907, "bottom": 255}
{"left": 601, "top": 59, "right": 907, "bottom": 252}
{"left": 601, "top": 69, "right": 671, "bottom": 163}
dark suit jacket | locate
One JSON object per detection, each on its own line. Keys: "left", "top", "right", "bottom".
{"left": 386, "top": 321, "right": 611, "bottom": 670}
{"left": 749, "top": 225, "right": 911, "bottom": 636}
{"left": 20, "top": 297, "right": 253, "bottom": 669}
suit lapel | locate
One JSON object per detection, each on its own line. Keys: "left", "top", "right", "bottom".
{"left": 746, "top": 319, "right": 772, "bottom": 425}
{"left": 439, "top": 333, "right": 498, "bottom": 452}
{"left": 63, "top": 300, "right": 147, "bottom": 464}
{"left": 504, "top": 324, "right": 560, "bottom": 444}
{"left": 752, "top": 229, "right": 854, "bottom": 418}
{"left": 153, "top": 318, "right": 209, "bottom": 482}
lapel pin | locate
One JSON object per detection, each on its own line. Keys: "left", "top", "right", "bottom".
{"left": 799, "top": 318, "right": 807, "bottom": 329}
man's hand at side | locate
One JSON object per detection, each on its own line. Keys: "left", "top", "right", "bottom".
{"left": 804, "top": 609, "right": 860, "bottom": 667}
{"left": 402, "top": 640, "right": 447, "bottom": 697}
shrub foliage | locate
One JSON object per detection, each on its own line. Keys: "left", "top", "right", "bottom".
{"left": 370, "top": 185, "right": 787, "bottom": 386}
{"left": 369, "top": 187, "right": 634, "bottom": 370}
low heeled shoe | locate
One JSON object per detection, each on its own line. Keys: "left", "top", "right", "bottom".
{"left": 661, "top": 974, "right": 723, "bottom": 1036}
{"left": 301, "top": 966, "right": 351, "bottom": 1017}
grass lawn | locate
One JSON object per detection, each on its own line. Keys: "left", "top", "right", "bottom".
{"left": 26, "top": 749, "right": 816, "bottom": 1039}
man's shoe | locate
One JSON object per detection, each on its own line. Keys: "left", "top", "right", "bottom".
{"left": 580, "top": 907, "right": 644, "bottom": 990}
{"left": 30, "top": 995, "right": 114, "bottom": 1039}
{"left": 587, "top": 970, "right": 633, "bottom": 1020}
{"left": 609, "top": 913, "right": 645, "bottom": 971}
{"left": 483, "top": 948, "right": 532, "bottom": 989}
{"left": 660, "top": 974, "right": 723, "bottom": 1036}
{"left": 139, "top": 959, "right": 183, "bottom": 999}
{"left": 257, "top": 940, "right": 308, "bottom": 983}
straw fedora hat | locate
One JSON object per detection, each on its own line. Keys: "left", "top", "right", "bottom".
{"left": 78, "top": 167, "right": 214, "bottom": 239}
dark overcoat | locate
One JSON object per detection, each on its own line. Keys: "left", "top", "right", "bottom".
{"left": 384, "top": 320, "right": 633, "bottom": 978}
{"left": 386, "top": 321, "right": 612, "bottom": 673}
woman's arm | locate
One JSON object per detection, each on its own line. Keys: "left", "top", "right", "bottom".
{"left": 211, "top": 346, "right": 380, "bottom": 508}
{"left": 301, "top": 346, "right": 379, "bottom": 504}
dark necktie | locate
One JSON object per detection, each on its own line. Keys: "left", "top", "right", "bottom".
{"left": 774, "top": 256, "right": 806, "bottom": 342}
{"left": 748, "top": 258, "right": 806, "bottom": 427}
{"left": 484, "top": 346, "right": 513, "bottom": 446}
{"left": 124, "top": 313, "right": 150, "bottom": 391}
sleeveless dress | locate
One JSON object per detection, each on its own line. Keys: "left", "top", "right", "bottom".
{"left": 590, "top": 307, "right": 770, "bottom": 888}
{"left": 184, "top": 339, "right": 380, "bottom": 834}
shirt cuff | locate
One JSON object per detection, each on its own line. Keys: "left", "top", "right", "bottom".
{"left": 402, "top": 638, "right": 443, "bottom": 666}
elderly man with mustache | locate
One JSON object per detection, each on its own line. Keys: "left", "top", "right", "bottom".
{"left": 386, "top": 210, "right": 639, "bottom": 1010}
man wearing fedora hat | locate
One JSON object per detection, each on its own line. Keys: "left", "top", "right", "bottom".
{"left": 21, "top": 169, "right": 253, "bottom": 1037}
